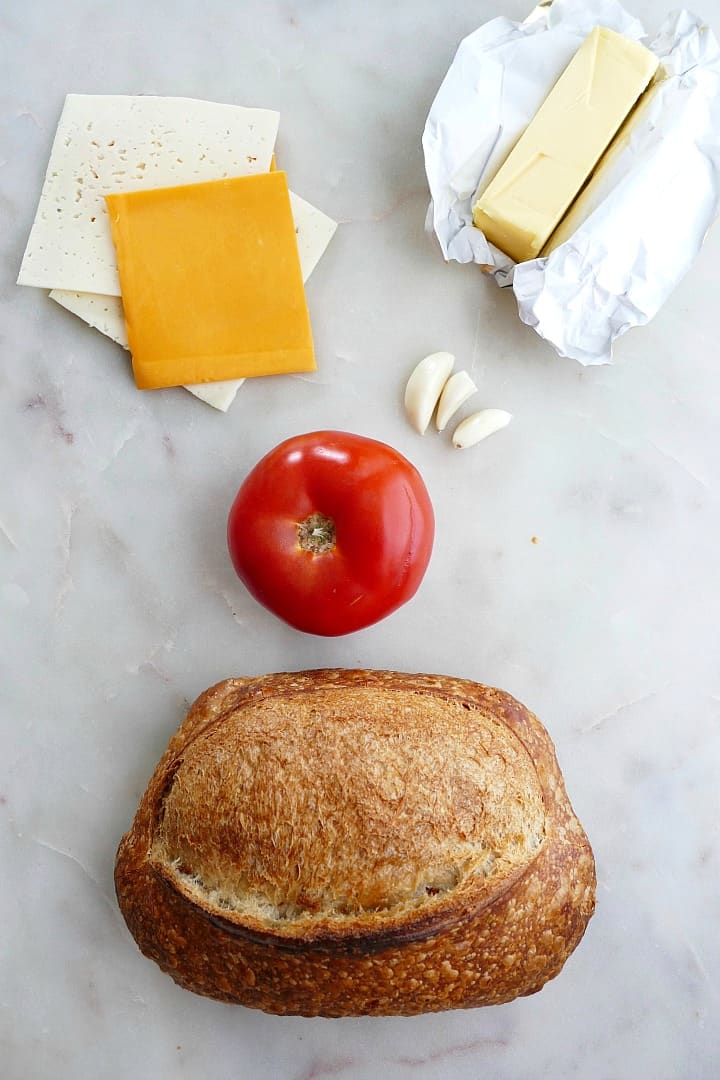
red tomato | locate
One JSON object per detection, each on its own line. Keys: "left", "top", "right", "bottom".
{"left": 227, "top": 431, "right": 435, "bottom": 636}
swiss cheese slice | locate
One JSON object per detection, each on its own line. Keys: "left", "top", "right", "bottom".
{"left": 472, "top": 27, "right": 658, "bottom": 263}
{"left": 106, "top": 172, "right": 315, "bottom": 390}
{"left": 17, "top": 94, "right": 279, "bottom": 295}
{"left": 49, "top": 190, "right": 337, "bottom": 410}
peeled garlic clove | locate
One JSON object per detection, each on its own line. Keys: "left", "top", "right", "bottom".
{"left": 404, "top": 351, "right": 455, "bottom": 434}
{"left": 435, "top": 370, "right": 478, "bottom": 432}
{"left": 452, "top": 409, "right": 512, "bottom": 449}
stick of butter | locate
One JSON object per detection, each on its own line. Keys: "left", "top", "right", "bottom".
{"left": 471, "top": 27, "right": 658, "bottom": 264}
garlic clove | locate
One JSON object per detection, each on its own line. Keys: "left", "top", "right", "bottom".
{"left": 452, "top": 409, "right": 512, "bottom": 449}
{"left": 435, "top": 370, "right": 478, "bottom": 432}
{"left": 404, "top": 351, "right": 455, "bottom": 435}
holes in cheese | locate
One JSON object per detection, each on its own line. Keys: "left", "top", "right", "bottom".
{"left": 106, "top": 172, "right": 315, "bottom": 390}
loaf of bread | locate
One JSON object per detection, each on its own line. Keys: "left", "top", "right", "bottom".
{"left": 115, "top": 669, "right": 596, "bottom": 1016}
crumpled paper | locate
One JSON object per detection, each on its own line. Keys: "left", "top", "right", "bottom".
{"left": 422, "top": 0, "right": 720, "bottom": 363}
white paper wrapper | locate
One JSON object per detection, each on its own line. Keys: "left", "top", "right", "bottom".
{"left": 423, "top": 0, "right": 720, "bottom": 364}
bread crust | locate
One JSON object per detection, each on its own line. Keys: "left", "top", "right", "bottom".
{"left": 115, "top": 669, "right": 596, "bottom": 1016}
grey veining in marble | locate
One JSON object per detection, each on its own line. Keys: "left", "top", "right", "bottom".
{"left": 2, "top": 2, "right": 719, "bottom": 1078}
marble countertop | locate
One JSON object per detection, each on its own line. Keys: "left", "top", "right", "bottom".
{"left": 2, "top": 1, "right": 719, "bottom": 1077}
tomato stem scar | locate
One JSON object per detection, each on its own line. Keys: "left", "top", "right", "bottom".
{"left": 297, "top": 513, "right": 336, "bottom": 555}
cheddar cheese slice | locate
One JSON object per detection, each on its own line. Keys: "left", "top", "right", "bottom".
{"left": 106, "top": 172, "right": 315, "bottom": 390}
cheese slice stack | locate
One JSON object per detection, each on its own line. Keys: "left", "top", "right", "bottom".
{"left": 17, "top": 94, "right": 337, "bottom": 410}
{"left": 472, "top": 27, "right": 658, "bottom": 264}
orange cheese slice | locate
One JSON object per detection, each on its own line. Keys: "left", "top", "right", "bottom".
{"left": 105, "top": 171, "right": 315, "bottom": 390}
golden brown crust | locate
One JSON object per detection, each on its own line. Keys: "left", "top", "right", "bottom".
{"left": 115, "top": 669, "right": 596, "bottom": 1016}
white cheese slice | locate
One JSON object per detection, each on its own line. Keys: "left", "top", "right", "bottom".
{"left": 50, "top": 290, "right": 128, "bottom": 347}
{"left": 17, "top": 94, "right": 279, "bottom": 296}
{"left": 49, "top": 191, "right": 337, "bottom": 411}
{"left": 287, "top": 191, "right": 338, "bottom": 281}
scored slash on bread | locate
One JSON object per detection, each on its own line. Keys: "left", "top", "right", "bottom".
{"left": 115, "top": 669, "right": 596, "bottom": 1016}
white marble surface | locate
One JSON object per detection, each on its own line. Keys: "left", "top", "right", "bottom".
{"left": 2, "top": 1, "right": 720, "bottom": 1077}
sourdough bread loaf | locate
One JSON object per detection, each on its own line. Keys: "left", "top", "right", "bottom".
{"left": 115, "top": 669, "right": 596, "bottom": 1015}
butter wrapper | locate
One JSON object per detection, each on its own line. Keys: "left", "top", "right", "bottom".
{"left": 422, "top": 0, "right": 720, "bottom": 364}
